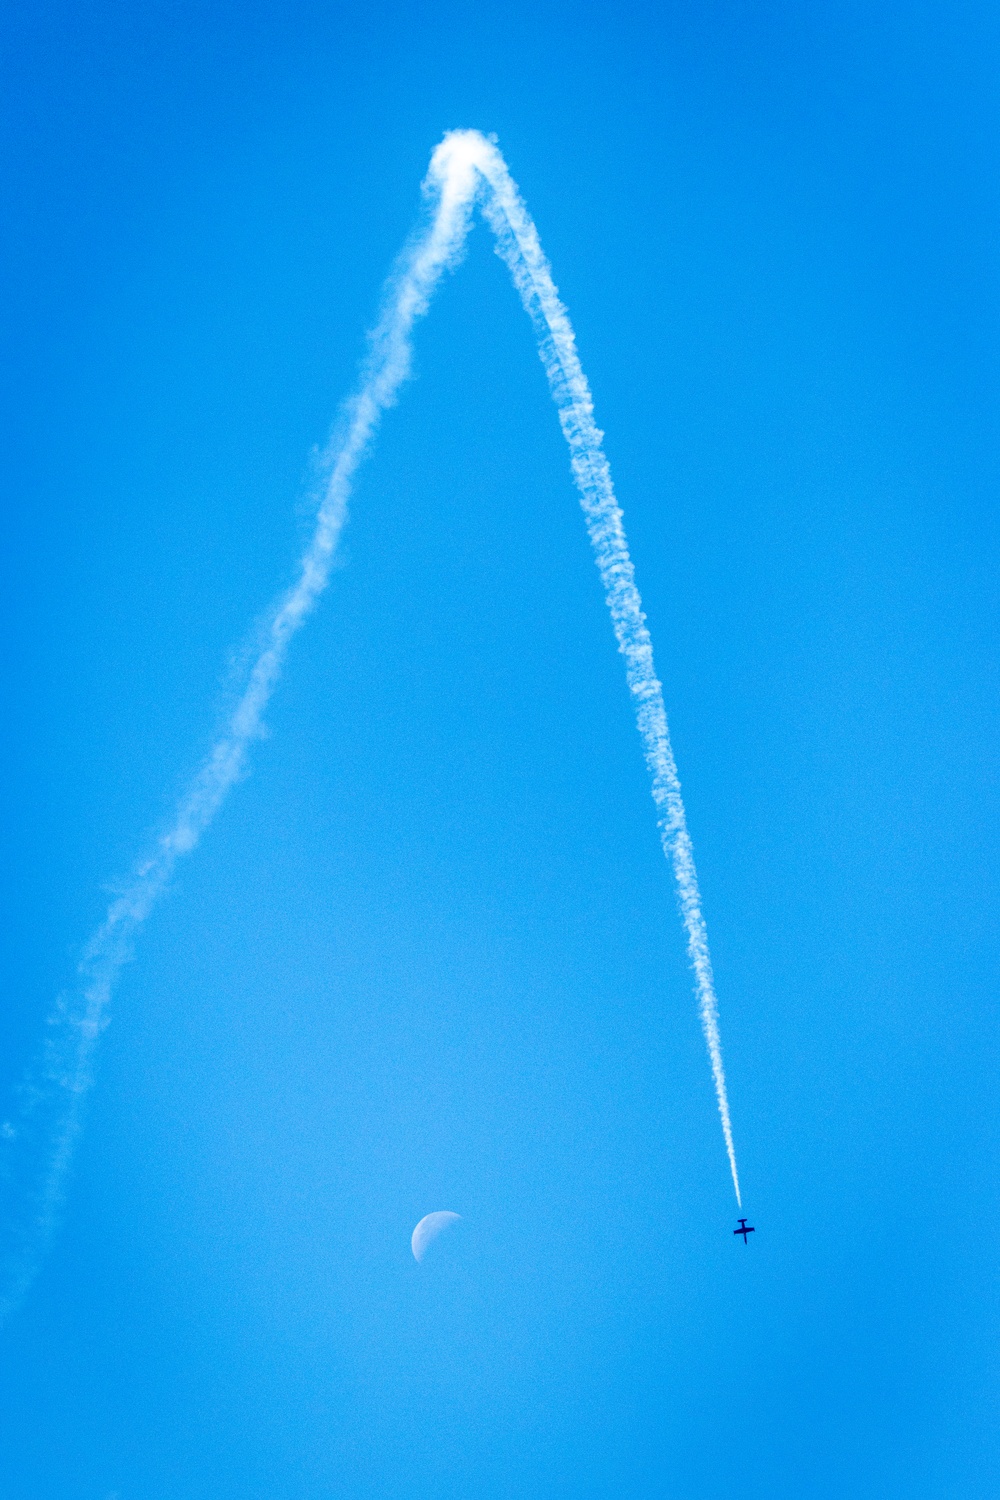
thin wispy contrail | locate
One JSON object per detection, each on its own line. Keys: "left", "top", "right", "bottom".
{"left": 1, "top": 130, "right": 740, "bottom": 1324}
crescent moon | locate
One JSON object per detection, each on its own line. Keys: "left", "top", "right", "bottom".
{"left": 411, "top": 1211, "right": 461, "bottom": 1262}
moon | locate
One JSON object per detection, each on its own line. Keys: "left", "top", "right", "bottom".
{"left": 411, "top": 1211, "right": 461, "bottom": 1262}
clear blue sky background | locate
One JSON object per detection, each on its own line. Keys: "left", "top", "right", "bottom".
{"left": 1, "top": 2, "right": 999, "bottom": 1496}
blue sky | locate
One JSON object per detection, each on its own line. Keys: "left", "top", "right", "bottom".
{"left": 2, "top": 2, "right": 1000, "bottom": 1496}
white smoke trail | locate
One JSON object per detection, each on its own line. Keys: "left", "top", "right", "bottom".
{"left": 1, "top": 129, "right": 739, "bottom": 1323}
{"left": 445, "top": 132, "right": 742, "bottom": 1205}
{"left": 0, "top": 142, "right": 482, "bottom": 1322}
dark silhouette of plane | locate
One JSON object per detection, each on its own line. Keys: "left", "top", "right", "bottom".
{"left": 733, "top": 1218, "right": 755, "bottom": 1244}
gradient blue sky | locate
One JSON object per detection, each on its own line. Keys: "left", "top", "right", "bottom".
{"left": 2, "top": 2, "right": 999, "bottom": 1496}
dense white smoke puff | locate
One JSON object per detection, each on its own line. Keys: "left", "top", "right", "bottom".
{"left": 0, "top": 129, "right": 739, "bottom": 1324}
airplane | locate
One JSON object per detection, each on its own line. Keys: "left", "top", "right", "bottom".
{"left": 733, "top": 1218, "right": 755, "bottom": 1244}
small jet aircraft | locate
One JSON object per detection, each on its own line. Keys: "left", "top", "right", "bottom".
{"left": 733, "top": 1218, "right": 755, "bottom": 1244}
